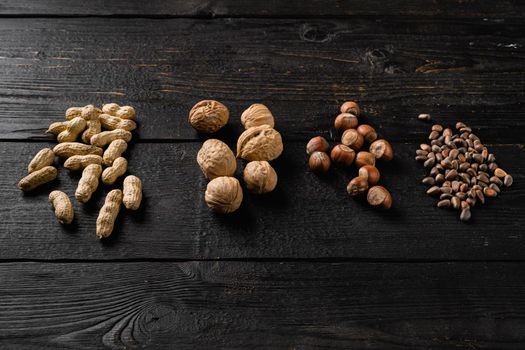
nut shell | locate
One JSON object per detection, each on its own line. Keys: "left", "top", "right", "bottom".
{"left": 28, "top": 148, "right": 55, "bottom": 173}
{"left": 309, "top": 151, "right": 331, "bottom": 173}
{"left": 358, "top": 165, "right": 380, "bottom": 185}
{"left": 340, "top": 101, "right": 360, "bottom": 116}
{"left": 367, "top": 186, "right": 392, "bottom": 209}
{"left": 355, "top": 151, "right": 376, "bottom": 167}
{"left": 197, "top": 139, "right": 237, "bottom": 180}
{"left": 243, "top": 161, "right": 278, "bottom": 194}
{"left": 205, "top": 176, "right": 243, "bottom": 214}
{"left": 49, "top": 191, "right": 74, "bottom": 225}
{"left": 369, "top": 139, "right": 393, "bottom": 161}
{"left": 237, "top": 125, "right": 283, "bottom": 161}
{"left": 189, "top": 100, "right": 229, "bottom": 133}
{"left": 341, "top": 129, "right": 364, "bottom": 150}
{"left": 334, "top": 113, "right": 358, "bottom": 132}
{"left": 347, "top": 176, "right": 368, "bottom": 196}
{"left": 240, "top": 103, "right": 275, "bottom": 129}
{"left": 306, "top": 136, "right": 329, "bottom": 155}
{"left": 330, "top": 144, "right": 355, "bottom": 167}
{"left": 357, "top": 124, "right": 378, "bottom": 143}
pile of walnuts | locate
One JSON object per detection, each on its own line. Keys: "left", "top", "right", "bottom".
{"left": 307, "top": 101, "right": 394, "bottom": 209}
{"left": 189, "top": 100, "right": 283, "bottom": 214}
{"left": 17, "top": 104, "right": 143, "bottom": 239}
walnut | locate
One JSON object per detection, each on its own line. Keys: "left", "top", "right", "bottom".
{"left": 197, "top": 139, "right": 237, "bottom": 180}
{"left": 188, "top": 100, "right": 229, "bottom": 133}
{"left": 237, "top": 125, "right": 283, "bottom": 161}
{"left": 243, "top": 161, "right": 278, "bottom": 194}
{"left": 205, "top": 176, "right": 243, "bottom": 214}
{"left": 240, "top": 103, "right": 275, "bottom": 129}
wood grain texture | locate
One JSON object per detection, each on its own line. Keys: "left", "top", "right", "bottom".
{"left": 0, "top": 18, "right": 524, "bottom": 142}
{"left": 2, "top": 261, "right": 525, "bottom": 349}
{"left": 0, "top": 0, "right": 524, "bottom": 17}
{"left": 3, "top": 141, "right": 524, "bottom": 260}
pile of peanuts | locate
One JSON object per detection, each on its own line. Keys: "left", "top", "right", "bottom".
{"left": 307, "top": 101, "right": 394, "bottom": 209}
{"left": 189, "top": 100, "right": 283, "bottom": 214}
{"left": 17, "top": 103, "right": 142, "bottom": 239}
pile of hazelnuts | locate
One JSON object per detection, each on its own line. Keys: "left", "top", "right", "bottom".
{"left": 306, "top": 101, "right": 394, "bottom": 209}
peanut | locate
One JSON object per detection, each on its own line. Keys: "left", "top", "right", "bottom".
{"left": 27, "top": 148, "right": 55, "bottom": 173}
{"left": 57, "top": 117, "right": 87, "bottom": 143}
{"left": 65, "top": 106, "right": 82, "bottom": 120}
{"left": 65, "top": 105, "right": 101, "bottom": 120}
{"left": 81, "top": 119, "right": 102, "bottom": 143}
{"left": 75, "top": 164, "right": 102, "bottom": 203}
{"left": 46, "top": 121, "right": 68, "bottom": 135}
{"left": 53, "top": 142, "right": 103, "bottom": 158}
{"left": 96, "top": 189, "right": 123, "bottom": 239}
{"left": 80, "top": 105, "right": 102, "bottom": 120}
{"left": 102, "top": 103, "right": 136, "bottom": 120}
{"left": 102, "top": 157, "right": 127, "bottom": 185}
{"left": 99, "top": 113, "right": 137, "bottom": 131}
{"left": 17, "top": 166, "right": 57, "bottom": 192}
{"left": 90, "top": 129, "right": 132, "bottom": 147}
{"left": 48, "top": 191, "right": 74, "bottom": 224}
{"left": 64, "top": 155, "right": 103, "bottom": 171}
{"left": 103, "top": 139, "right": 128, "bottom": 166}
{"left": 123, "top": 175, "right": 142, "bottom": 210}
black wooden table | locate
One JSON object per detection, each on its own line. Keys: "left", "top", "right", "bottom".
{"left": 1, "top": 1, "right": 525, "bottom": 349}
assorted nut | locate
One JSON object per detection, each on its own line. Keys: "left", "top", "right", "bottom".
{"left": 18, "top": 103, "right": 143, "bottom": 240}
{"left": 243, "top": 161, "right": 278, "bottom": 194}
{"left": 307, "top": 101, "right": 394, "bottom": 209}
{"left": 189, "top": 100, "right": 229, "bottom": 133}
{"left": 197, "top": 139, "right": 237, "bottom": 180}
{"left": 417, "top": 121, "right": 513, "bottom": 222}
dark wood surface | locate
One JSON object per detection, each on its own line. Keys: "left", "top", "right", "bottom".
{"left": 1, "top": 2, "right": 525, "bottom": 349}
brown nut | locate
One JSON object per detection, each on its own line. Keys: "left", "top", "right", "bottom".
{"left": 334, "top": 113, "right": 358, "bottom": 132}
{"left": 306, "top": 136, "right": 329, "bottom": 155}
{"left": 358, "top": 165, "right": 380, "bottom": 185}
{"left": 48, "top": 191, "right": 74, "bottom": 225}
{"left": 340, "top": 101, "right": 360, "bottom": 116}
{"left": 355, "top": 151, "right": 376, "bottom": 167}
{"left": 205, "top": 176, "right": 243, "bottom": 214}
{"left": 341, "top": 129, "right": 364, "bottom": 150}
{"left": 367, "top": 186, "right": 392, "bottom": 209}
{"left": 189, "top": 100, "right": 229, "bottom": 133}
{"left": 330, "top": 144, "right": 355, "bottom": 167}
{"left": 28, "top": 148, "right": 55, "bottom": 173}
{"left": 308, "top": 151, "right": 331, "bottom": 174}
{"left": 18, "top": 166, "right": 58, "bottom": 192}
{"left": 197, "top": 139, "right": 237, "bottom": 180}
{"left": 369, "top": 139, "right": 394, "bottom": 161}
{"left": 357, "top": 124, "right": 378, "bottom": 143}
{"left": 237, "top": 125, "right": 283, "bottom": 161}
{"left": 243, "top": 161, "right": 278, "bottom": 194}
{"left": 240, "top": 103, "right": 275, "bottom": 129}
{"left": 347, "top": 176, "right": 368, "bottom": 196}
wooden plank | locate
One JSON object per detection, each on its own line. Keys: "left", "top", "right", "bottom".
{"left": 0, "top": 0, "right": 524, "bottom": 18}
{"left": 3, "top": 141, "right": 524, "bottom": 260}
{"left": 1, "top": 261, "right": 525, "bottom": 349}
{"left": 0, "top": 18, "right": 524, "bottom": 142}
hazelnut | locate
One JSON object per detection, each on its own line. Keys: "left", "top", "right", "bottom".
{"left": 243, "top": 161, "right": 278, "bottom": 194}
{"left": 205, "top": 176, "right": 243, "bottom": 214}
{"left": 240, "top": 103, "right": 275, "bottom": 129}
{"left": 358, "top": 165, "right": 380, "bottom": 185}
{"left": 306, "top": 136, "right": 329, "bottom": 155}
{"left": 334, "top": 113, "right": 358, "bottom": 132}
{"left": 189, "top": 100, "right": 229, "bottom": 133}
{"left": 341, "top": 129, "right": 364, "bottom": 150}
{"left": 369, "top": 139, "right": 393, "bottom": 161}
{"left": 309, "top": 151, "right": 330, "bottom": 173}
{"left": 197, "top": 139, "right": 237, "bottom": 180}
{"left": 347, "top": 176, "right": 368, "bottom": 196}
{"left": 330, "top": 144, "right": 355, "bottom": 167}
{"left": 237, "top": 125, "right": 283, "bottom": 161}
{"left": 357, "top": 124, "right": 378, "bottom": 143}
{"left": 355, "top": 151, "right": 376, "bottom": 167}
{"left": 340, "top": 101, "right": 360, "bottom": 116}
{"left": 367, "top": 186, "right": 392, "bottom": 209}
